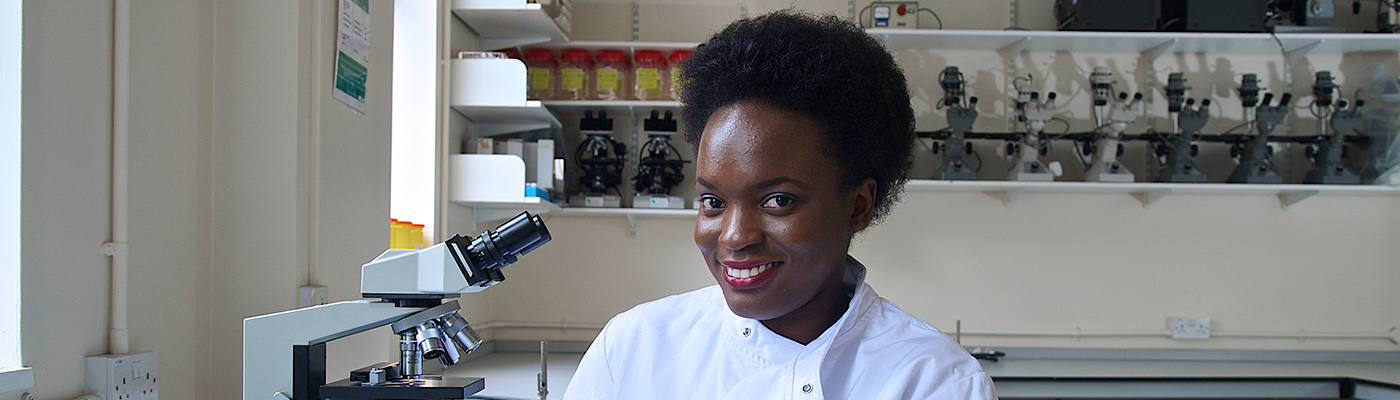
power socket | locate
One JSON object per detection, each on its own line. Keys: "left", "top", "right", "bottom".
{"left": 1169, "top": 317, "right": 1211, "bottom": 340}
{"left": 86, "top": 352, "right": 158, "bottom": 400}
{"left": 871, "top": 2, "right": 919, "bottom": 28}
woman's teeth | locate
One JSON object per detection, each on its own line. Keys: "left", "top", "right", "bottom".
{"left": 726, "top": 262, "right": 777, "bottom": 279}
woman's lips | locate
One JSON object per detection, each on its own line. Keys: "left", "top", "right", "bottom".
{"left": 721, "top": 261, "right": 781, "bottom": 289}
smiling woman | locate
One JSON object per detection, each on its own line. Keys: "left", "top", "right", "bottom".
{"left": 562, "top": 10, "right": 995, "bottom": 400}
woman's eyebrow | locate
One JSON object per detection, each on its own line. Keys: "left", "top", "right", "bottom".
{"left": 697, "top": 176, "right": 810, "bottom": 191}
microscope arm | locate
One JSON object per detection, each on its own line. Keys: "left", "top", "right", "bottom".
{"left": 244, "top": 300, "right": 425, "bottom": 400}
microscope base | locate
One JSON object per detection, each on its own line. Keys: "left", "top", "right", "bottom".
{"left": 935, "top": 159, "right": 978, "bottom": 181}
{"left": 633, "top": 194, "right": 685, "bottom": 209}
{"left": 320, "top": 377, "right": 485, "bottom": 399}
{"left": 1007, "top": 162, "right": 1055, "bottom": 182}
{"left": 1227, "top": 165, "right": 1283, "bottom": 184}
{"left": 1304, "top": 168, "right": 1361, "bottom": 185}
{"left": 577, "top": 194, "right": 621, "bottom": 208}
{"left": 1085, "top": 172, "right": 1135, "bottom": 182}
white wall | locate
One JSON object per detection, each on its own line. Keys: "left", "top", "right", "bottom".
{"left": 11, "top": 0, "right": 209, "bottom": 399}
{"left": 10, "top": 1, "right": 395, "bottom": 399}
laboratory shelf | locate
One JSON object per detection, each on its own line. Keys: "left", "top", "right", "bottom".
{"left": 554, "top": 207, "right": 696, "bottom": 218}
{"left": 541, "top": 100, "right": 681, "bottom": 113}
{"left": 527, "top": 41, "right": 698, "bottom": 56}
{"left": 449, "top": 102, "right": 561, "bottom": 137}
{"left": 451, "top": 0, "right": 568, "bottom": 50}
{"left": 904, "top": 179, "right": 1400, "bottom": 208}
{"left": 868, "top": 29, "right": 1400, "bottom": 58}
{"left": 453, "top": 198, "right": 562, "bottom": 225}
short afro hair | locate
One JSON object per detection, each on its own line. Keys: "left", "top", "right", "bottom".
{"left": 680, "top": 10, "right": 915, "bottom": 225}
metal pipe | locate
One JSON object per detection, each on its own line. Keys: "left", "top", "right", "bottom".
{"left": 108, "top": 0, "right": 132, "bottom": 356}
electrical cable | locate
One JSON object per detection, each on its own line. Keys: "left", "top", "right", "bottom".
{"left": 969, "top": 148, "right": 984, "bottom": 172}
{"left": 918, "top": 8, "right": 944, "bottom": 30}
{"left": 857, "top": 4, "right": 872, "bottom": 29}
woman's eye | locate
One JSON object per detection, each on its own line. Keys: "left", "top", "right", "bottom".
{"left": 761, "top": 195, "right": 793, "bottom": 209}
{"left": 701, "top": 196, "right": 726, "bottom": 210}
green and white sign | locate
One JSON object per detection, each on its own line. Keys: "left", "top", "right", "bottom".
{"left": 333, "top": 0, "right": 370, "bottom": 113}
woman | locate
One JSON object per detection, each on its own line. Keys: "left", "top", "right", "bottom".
{"left": 563, "top": 10, "right": 995, "bottom": 399}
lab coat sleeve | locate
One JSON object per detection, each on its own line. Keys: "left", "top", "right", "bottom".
{"left": 561, "top": 319, "right": 617, "bottom": 400}
{"left": 926, "top": 372, "right": 997, "bottom": 400}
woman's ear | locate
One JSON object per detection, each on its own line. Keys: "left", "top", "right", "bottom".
{"left": 848, "top": 177, "right": 878, "bottom": 233}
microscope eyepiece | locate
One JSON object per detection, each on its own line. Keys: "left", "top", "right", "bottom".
{"left": 444, "top": 212, "right": 552, "bottom": 288}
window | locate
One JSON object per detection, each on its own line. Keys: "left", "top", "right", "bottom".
{"left": 0, "top": 0, "right": 27, "bottom": 392}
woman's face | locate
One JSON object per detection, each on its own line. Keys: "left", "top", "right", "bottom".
{"left": 694, "top": 100, "right": 874, "bottom": 321}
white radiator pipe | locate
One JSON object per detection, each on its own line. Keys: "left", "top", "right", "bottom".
{"left": 106, "top": 0, "right": 132, "bottom": 355}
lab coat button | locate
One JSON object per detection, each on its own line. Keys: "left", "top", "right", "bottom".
{"left": 741, "top": 327, "right": 751, "bottom": 337}
{"left": 802, "top": 383, "right": 813, "bottom": 393}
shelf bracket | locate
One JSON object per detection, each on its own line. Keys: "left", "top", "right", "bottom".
{"left": 996, "top": 37, "right": 1030, "bottom": 59}
{"left": 1279, "top": 190, "right": 1320, "bottom": 210}
{"left": 627, "top": 214, "right": 638, "bottom": 238}
{"left": 1134, "top": 188, "right": 1173, "bottom": 208}
{"left": 983, "top": 187, "right": 1026, "bottom": 207}
{"left": 1141, "top": 39, "right": 1177, "bottom": 64}
{"left": 1285, "top": 40, "right": 1322, "bottom": 66}
{"left": 632, "top": 2, "right": 641, "bottom": 41}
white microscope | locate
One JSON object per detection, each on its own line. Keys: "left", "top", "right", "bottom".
{"left": 243, "top": 212, "right": 551, "bottom": 400}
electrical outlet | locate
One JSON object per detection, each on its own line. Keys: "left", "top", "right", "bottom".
{"left": 299, "top": 285, "right": 328, "bottom": 308}
{"left": 870, "top": 2, "right": 919, "bottom": 28}
{"left": 86, "top": 352, "right": 158, "bottom": 400}
{"left": 1169, "top": 317, "right": 1211, "bottom": 340}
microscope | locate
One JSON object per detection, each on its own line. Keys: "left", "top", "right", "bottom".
{"left": 574, "top": 110, "right": 626, "bottom": 207}
{"left": 632, "top": 110, "right": 689, "bottom": 209}
{"left": 1154, "top": 72, "right": 1210, "bottom": 183}
{"left": 933, "top": 66, "right": 979, "bottom": 181}
{"left": 1228, "top": 74, "right": 1292, "bottom": 184}
{"left": 1085, "top": 91, "right": 1142, "bottom": 182}
{"left": 1304, "top": 71, "right": 1364, "bottom": 184}
{"left": 244, "top": 212, "right": 552, "bottom": 400}
{"left": 1006, "top": 78, "right": 1060, "bottom": 181}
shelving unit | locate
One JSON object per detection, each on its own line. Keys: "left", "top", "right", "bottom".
{"left": 542, "top": 100, "right": 681, "bottom": 113}
{"left": 450, "top": 0, "right": 568, "bottom": 50}
{"left": 905, "top": 180, "right": 1400, "bottom": 209}
{"left": 528, "top": 41, "right": 698, "bottom": 56}
{"left": 450, "top": 102, "right": 560, "bottom": 137}
{"left": 868, "top": 29, "right": 1400, "bottom": 61}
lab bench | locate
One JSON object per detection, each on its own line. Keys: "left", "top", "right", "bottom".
{"left": 444, "top": 342, "right": 1400, "bottom": 399}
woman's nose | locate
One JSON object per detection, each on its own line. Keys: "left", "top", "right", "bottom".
{"left": 718, "top": 207, "right": 763, "bottom": 251}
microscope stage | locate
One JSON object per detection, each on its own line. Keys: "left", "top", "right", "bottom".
{"left": 320, "top": 376, "right": 485, "bottom": 399}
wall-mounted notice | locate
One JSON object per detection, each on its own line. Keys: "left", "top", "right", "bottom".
{"left": 334, "top": 0, "right": 370, "bottom": 113}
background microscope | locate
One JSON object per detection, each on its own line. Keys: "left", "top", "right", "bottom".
{"left": 1304, "top": 71, "right": 1365, "bottom": 184}
{"left": 1007, "top": 79, "right": 1060, "bottom": 181}
{"left": 244, "top": 212, "right": 552, "bottom": 400}
{"left": 632, "top": 110, "right": 689, "bottom": 209}
{"left": 1084, "top": 91, "right": 1143, "bottom": 182}
{"left": 1228, "top": 74, "right": 1292, "bottom": 184}
{"left": 1154, "top": 73, "right": 1210, "bottom": 183}
{"left": 574, "top": 110, "right": 627, "bottom": 207}
{"left": 933, "top": 66, "right": 980, "bottom": 181}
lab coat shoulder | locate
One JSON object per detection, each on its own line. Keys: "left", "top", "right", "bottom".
{"left": 562, "top": 286, "right": 725, "bottom": 400}
{"left": 822, "top": 294, "right": 997, "bottom": 399}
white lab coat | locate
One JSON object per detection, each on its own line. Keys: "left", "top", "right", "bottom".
{"left": 562, "top": 257, "right": 997, "bottom": 399}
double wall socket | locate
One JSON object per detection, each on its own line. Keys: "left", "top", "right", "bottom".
{"left": 1169, "top": 317, "right": 1211, "bottom": 339}
{"left": 86, "top": 352, "right": 158, "bottom": 400}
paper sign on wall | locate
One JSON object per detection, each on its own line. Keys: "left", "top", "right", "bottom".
{"left": 333, "top": 0, "right": 370, "bottom": 113}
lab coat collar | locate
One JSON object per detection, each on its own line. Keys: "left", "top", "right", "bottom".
{"left": 719, "top": 256, "right": 878, "bottom": 385}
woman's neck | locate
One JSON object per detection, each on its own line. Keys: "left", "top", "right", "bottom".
{"left": 760, "top": 275, "right": 851, "bottom": 345}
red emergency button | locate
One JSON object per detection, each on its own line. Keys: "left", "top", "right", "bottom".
{"left": 897, "top": 5, "right": 907, "bottom": 15}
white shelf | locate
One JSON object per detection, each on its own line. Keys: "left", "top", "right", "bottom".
{"left": 528, "top": 41, "right": 698, "bottom": 56}
{"left": 555, "top": 207, "right": 696, "bottom": 218}
{"left": 904, "top": 179, "right": 1400, "bottom": 208}
{"left": 542, "top": 100, "right": 681, "bottom": 113}
{"left": 450, "top": 101, "right": 561, "bottom": 136}
{"left": 451, "top": 0, "right": 568, "bottom": 50}
{"left": 867, "top": 29, "right": 1400, "bottom": 62}
{"left": 453, "top": 198, "right": 562, "bottom": 225}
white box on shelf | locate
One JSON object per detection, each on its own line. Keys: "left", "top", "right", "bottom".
{"left": 523, "top": 139, "right": 555, "bottom": 190}
{"left": 450, "top": 57, "right": 529, "bottom": 107}
{"left": 451, "top": 154, "right": 528, "bottom": 203}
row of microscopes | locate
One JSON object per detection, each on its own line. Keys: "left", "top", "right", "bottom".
{"left": 573, "top": 109, "right": 691, "bottom": 208}
{"left": 930, "top": 66, "right": 1371, "bottom": 184}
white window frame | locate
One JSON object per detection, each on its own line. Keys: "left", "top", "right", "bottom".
{"left": 0, "top": 0, "right": 31, "bottom": 393}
